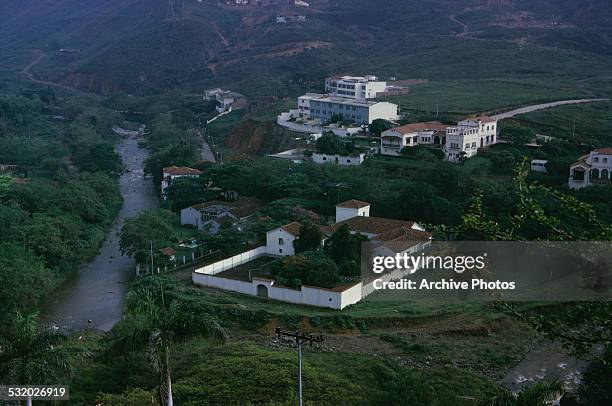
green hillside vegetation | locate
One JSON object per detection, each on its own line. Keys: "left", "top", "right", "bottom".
{"left": 0, "top": 89, "right": 123, "bottom": 327}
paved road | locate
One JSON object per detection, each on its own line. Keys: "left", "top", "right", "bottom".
{"left": 492, "top": 98, "right": 609, "bottom": 120}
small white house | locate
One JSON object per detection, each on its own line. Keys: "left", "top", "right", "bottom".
{"left": 266, "top": 222, "right": 302, "bottom": 257}
{"left": 569, "top": 148, "right": 612, "bottom": 189}
{"left": 530, "top": 159, "right": 548, "bottom": 173}
{"left": 380, "top": 122, "right": 447, "bottom": 156}
{"left": 335, "top": 199, "right": 371, "bottom": 222}
{"left": 312, "top": 152, "right": 365, "bottom": 166}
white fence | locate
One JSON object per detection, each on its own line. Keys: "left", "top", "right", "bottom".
{"left": 195, "top": 246, "right": 267, "bottom": 275}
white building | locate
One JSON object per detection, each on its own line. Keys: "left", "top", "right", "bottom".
{"left": 380, "top": 122, "right": 448, "bottom": 156}
{"left": 335, "top": 199, "right": 371, "bottom": 222}
{"left": 266, "top": 222, "right": 302, "bottom": 257}
{"left": 307, "top": 95, "right": 398, "bottom": 125}
{"left": 568, "top": 148, "right": 612, "bottom": 189}
{"left": 324, "top": 75, "right": 388, "bottom": 100}
{"left": 530, "top": 159, "right": 548, "bottom": 173}
{"left": 444, "top": 116, "right": 498, "bottom": 162}
{"left": 180, "top": 197, "right": 262, "bottom": 233}
{"left": 204, "top": 88, "right": 245, "bottom": 113}
{"left": 312, "top": 152, "right": 365, "bottom": 166}
{"left": 161, "top": 166, "right": 202, "bottom": 198}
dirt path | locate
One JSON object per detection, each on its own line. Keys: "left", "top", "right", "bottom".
{"left": 491, "top": 98, "right": 609, "bottom": 120}
{"left": 449, "top": 14, "right": 469, "bottom": 38}
{"left": 21, "top": 49, "right": 79, "bottom": 91}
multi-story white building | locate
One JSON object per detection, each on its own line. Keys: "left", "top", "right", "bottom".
{"left": 444, "top": 116, "right": 498, "bottom": 162}
{"left": 568, "top": 148, "right": 612, "bottom": 189}
{"left": 324, "top": 75, "right": 388, "bottom": 100}
{"left": 380, "top": 122, "right": 448, "bottom": 156}
{"left": 307, "top": 95, "right": 398, "bottom": 125}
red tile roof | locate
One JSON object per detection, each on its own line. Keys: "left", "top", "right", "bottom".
{"left": 159, "top": 247, "right": 176, "bottom": 257}
{"left": 321, "top": 216, "right": 431, "bottom": 242}
{"left": 337, "top": 199, "right": 371, "bottom": 209}
{"left": 281, "top": 222, "right": 302, "bottom": 237}
{"left": 594, "top": 148, "right": 612, "bottom": 154}
{"left": 189, "top": 197, "right": 263, "bottom": 219}
{"left": 388, "top": 122, "right": 447, "bottom": 135}
{"left": 163, "top": 166, "right": 202, "bottom": 176}
{"left": 469, "top": 116, "right": 497, "bottom": 123}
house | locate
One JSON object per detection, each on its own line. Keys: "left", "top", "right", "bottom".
{"left": 530, "top": 159, "right": 548, "bottom": 173}
{"left": 321, "top": 200, "right": 431, "bottom": 243}
{"left": 159, "top": 247, "right": 176, "bottom": 263}
{"left": 161, "top": 166, "right": 202, "bottom": 198}
{"left": 335, "top": 199, "right": 370, "bottom": 222}
{"left": 324, "top": 75, "right": 388, "bottom": 100}
{"left": 312, "top": 152, "right": 365, "bottom": 166}
{"left": 444, "top": 116, "right": 498, "bottom": 162}
{"left": 191, "top": 199, "right": 431, "bottom": 310}
{"left": 181, "top": 197, "right": 262, "bottom": 233}
{"left": 266, "top": 222, "right": 302, "bottom": 257}
{"left": 307, "top": 95, "right": 398, "bottom": 125}
{"left": 204, "top": 88, "right": 246, "bottom": 113}
{"left": 380, "top": 122, "right": 447, "bottom": 156}
{"left": 568, "top": 148, "right": 612, "bottom": 189}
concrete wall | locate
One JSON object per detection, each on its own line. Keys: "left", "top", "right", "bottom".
{"left": 277, "top": 114, "right": 323, "bottom": 134}
{"left": 312, "top": 153, "right": 364, "bottom": 166}
{"left": 368, "top": 102, "right": 398, "bottom": 123}
{"left": 195, "top": 246, "right": 267, "bottom": 276}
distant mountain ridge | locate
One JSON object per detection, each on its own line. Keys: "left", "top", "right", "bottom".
{"left": 1, "top": 0, "right": 610, "bottom": 95}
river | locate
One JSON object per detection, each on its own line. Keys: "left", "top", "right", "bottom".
{"left": 41, "top": 132, "right": 157, "bottom": 333}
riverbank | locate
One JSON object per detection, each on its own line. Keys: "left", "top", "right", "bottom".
{"left": 41, "top": 132, "right": 158, "bottom": 333}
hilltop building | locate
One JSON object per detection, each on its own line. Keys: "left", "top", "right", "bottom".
{"left": 380, "top": 122, "right": 447, "bottom": 156}
{"left": 444, "top": 117, "right": 498, "bottom": 162}
{"left": 568, "top": 148, "right": 612, "bottom": 189}
{"left": 304, "top": 95, "right": 398, "bottom": 125}
{"left": 324, "top": 75, "right": 388, "bottom": 100}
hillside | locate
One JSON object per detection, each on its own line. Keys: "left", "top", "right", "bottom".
{"left": 1, "top": 0, "right": 611, "bottom": 96}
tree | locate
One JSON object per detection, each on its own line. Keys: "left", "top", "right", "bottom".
{"left": 577, "top": 346, "right": 612, "bottom": 406}
{"left": 478, "top": 380, "right": 564, "bottom": 406}
{"left": 293, "top": 221, "right": 322, "bottom": 253}
{"left": 368, "top": 119, "right": 392, "bottom": 136}
{"left": 106, "top": 279, "right": 227, "bottom": 406}
{"left": 316, "top": 133, "right": 348, "bottom": 155}
{"left": 324, "top": 224, "right": 367, "bottom": 276}
{"left": 0, "top": 312, "right": 70, "bottom": 405}
{"left": 119, "top": 210, "right": 181, "bottom": 267}
{"left": 272, "top": 251, "right": 340, "bottom": 289}
{"left": 491, "top": 151, "right": 516, "bottom": 174}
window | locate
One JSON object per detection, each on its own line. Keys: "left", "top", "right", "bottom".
{"left": 279, "top": 248, "right": 283, "bottom": 254}
{"left": 604, "top": 158, "right": 608, "bottom": 163}
{"left": 278, "top": 238, "right": 284, "bottom": 245}
{"left": 472, "top": 142, "right": 477, "bottom": 148}
{"left": 347, "top": 159, "right": 351, "bottom": 163}
{"left": 594, "top": 157, "right": 599, "bottom": 163}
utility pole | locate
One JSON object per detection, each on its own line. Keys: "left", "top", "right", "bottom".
{"left": 275, "top": 328, "right": 324, "bottom": 406}
{"left": 150, "top": 241, "right": 154, "bottom": 274}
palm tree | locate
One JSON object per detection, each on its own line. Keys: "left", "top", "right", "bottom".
{"left": 0, "top": 311, "right": 70, "bottom": 406}
{"left": 480, "top": 380, "right": 565, "bottom": 406}
{"left": 107, "top": 282, "right": 227, "bottom": 406}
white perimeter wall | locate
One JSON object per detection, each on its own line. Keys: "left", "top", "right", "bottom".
{"left": 192, "top": 247, "right": 363, "bottom": 309}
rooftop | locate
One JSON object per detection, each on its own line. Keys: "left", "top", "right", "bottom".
{"left": 321, "top": 216, "right": 431, "bottom": 241}
{"left": 337, "top": 199, "right": 371, "bottom": 209}
{"left": 386, "top": 122, "right": 447, "bottom": 135}
{"left": 594, "top": 148, "right": 612, "bottom": 155}
{"left": 163, "top": 166, "right": 202, "bottom": 176}
{"left": 189, "top": 197, "right": 263, "bottom": 219}
{"left": 280, "top": 222, "right": 303, "bottom": 237}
